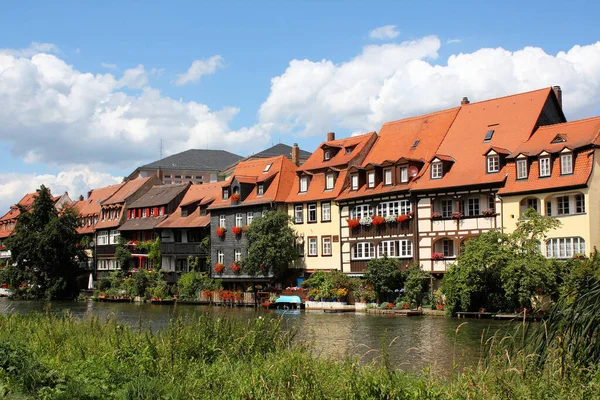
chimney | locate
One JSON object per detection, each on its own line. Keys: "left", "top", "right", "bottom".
{"left": 461, "top": 97, "right": 470, "bottom": 105}
{"left": 553, "top": 85, "right": 562, "bottom": 109}
{"left": 79, "top": 195, "right": 84, "bottom": 201}
{"left": 327, "top": 132, "right": 335, "bottom": 142}
{"left": 156, "top": 166, "right": 164, "bottom": 181}
{"left": 291, "top": 143, "right": 300, "bottom": 166}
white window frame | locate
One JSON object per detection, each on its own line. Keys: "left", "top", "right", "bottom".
{"left": 257, "top": 184, "right": 264, "bottom": 196}
{"left": 321, "top": 202, "right": 331, "bottom": 222}
{"left": 487, "top": 155, "right": 500, "bottom": 173}
{"left": 516, "top": 159, "right": 528, "bottom": 179}
{"left": 247, "top": 212, "right": 254, "bottom": 225}
{"left": 219, "top": 215, "right": 226, "bottom": 228}
{"left": 307, "top": 204, "right": 317, "bottom": 223}
{"left": 539, "top": 156, "right": 551, "bottom": 177}
{"left": 97, "top": 231, "right": 109, "bottom": 246}
{"left": 352, "top": 242, "right": 374, "bottom": 260}
{"left": 377, "top": 240, "right": 397, "bottom": 258}
{"left": 324, "top": 150, "right": 331, "bottom": 160}
{"left": 351, "top": 204, "right": 371, "bottom": 219}
{"left": 400, "top": 167, "right": 408, "bottom": 183}
{"left": 294, "top": 205, "right": 303, "bottom": 224}
{"left": 441, "top": 199, "right": 454, "bottom": 218}
{"left": 575, "top": 194, "right": 585, "bottom": 213}
{"left": 384, "top": 169, "right": 393, "bottom": 185}
{"left": 308, "top": 237, "right": 318, "bottom": 256}
{"left": 557, "top": 195, "right": 570, "bottom": 215}
{"left": 560, "top": 153, "right": 573, "bottom": 175}
{"left": 399, "top": 240, "right": 413, "bottom": 257}
{"left": 234, "top": 249, "right": 242, "bottom": 262}
{"left": 217, "top": 250, "right": 224, "bottom": 264}
{"left": 322, "top": 236, "right": 332, "bottom": 256}
{"left": 546, "top": 237, "right": 585, "bottom": 259}
{"left": 351, "top": 174, "right": 359, "bottom": 190}
{"left": 431, "top": 162, "right": 443, "bottom": 179}
{"left": 442, "top": 239, "right": 455, "bottom": 257}
{"left": 467, "top": 198, "right": 480, "bottom": 216}
{"left": 223, "top": 189, "right": 229, "bottom": 200}
{"left": 300, "top": 176, "right": 308, "bottom": 193}
{"left": 235, "top": 213, "right": 244, "bottom": 227}
{"left": 367, "top": 171, "right": 375, "bottom": 188}
{"left": 109, "top": 230, "right": 120, "bottom": 245}
{"left": 325, "top": 173, "right": 335, "bottom": 190}
{"left": 263, "top": 163, "right": 272, "bottom": 173}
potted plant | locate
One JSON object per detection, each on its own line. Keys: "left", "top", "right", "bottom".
{"left": 396, "top": 214, "right": 408, "bottom": 223}
{"left": 371, "top": 215, "right": 385, "bottom": 226}
{"left": 359, "top": 216, "right": 372, "bottom": 226}
{"left": 230, "top": 193, "right": 240, "bottom": 202}
{"left": 431, "top": 252, "right": 444, "bottom": 261}
{"left": 431, "top": 212, "right": 442, "bottom": 220}
{"left": 231, "top": 226, "right": 242, "bottom": 236}
{"left": 231, "top": 262, "right": 241, "bottom": 274}
{"left": 216, "top": 227, "right": 226, "bottom": 237}
{"left": 214, "top": 263, "right": 225, "bottom": 274}
{"left": 451, "top": 211, "right": 463, "bottom": 220}
{"left": 482, "top": 209, "right": 496, "bottom": 217}
{"left": 346, "top": 218, "right": 360, "bottom": 229}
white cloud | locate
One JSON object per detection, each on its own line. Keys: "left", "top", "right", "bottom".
{"left": 0, "top": 42, "right": 60, "bottom": 57}
{"left": 369, "top": 25, "right": 400, "bottom": 40}
{"left": 258, "top": 37, "right": 600, "bottom": 137}
{"left": 101, "top": 62, "right": 117, "bottom": 70}
{"left": 175, "top": 55, "right": 225, "bottom": 86}
{"left": 0, "top": 166, "right": 122, "bottom": 213}
{"left": 447, "top": 38, "right": 462, "bottom": 44}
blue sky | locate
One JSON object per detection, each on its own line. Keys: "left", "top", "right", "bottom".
{"left": 0, "top": 1, "right": 599, "bottom": 209}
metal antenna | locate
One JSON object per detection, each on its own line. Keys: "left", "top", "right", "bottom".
{"left": 160, "top": 138, "right": 164, "bottom": 160}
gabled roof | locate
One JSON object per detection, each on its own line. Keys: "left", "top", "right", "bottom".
{"left": 208, "top": 155, "right": 296, "bottom": 210}
{"left": 412, "top": 87, "right": 560, "bottom": 191}
{"left": 101, "top": 176, "right": 155, "bottom": 205}
{"left": 118, "top": 216, "right": 168, "bottom": 231}
{"left": 297, "top": 132, "right": 377, "bottom": 172}
{"left": 252, "top": 143, "right": 311, "bottom": 160}
{"left": 0, "top": 192, "right": 38, "bottom": 224}
{"left": 156, "top": 183, "right": 223, "bottom": 229}
{"left": 128, "top": 183, "right": 190, "bottom": 209}
{"left": 138, "top": 149, "right": 243, "bottom": 172}
{"left": 71, "top": 183, "right": 125, "bottom": 235}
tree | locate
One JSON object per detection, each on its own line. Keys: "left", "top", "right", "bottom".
{"left": 114, "top": 238, "right": 132, "bottom": 272}
{"left": 404, "top": 263, "right": 431, "bottom": 307}
{"left": 241, "top": 210, "right": 296, "bottom": 278}
{"left": 363, "top": 256, "right": 404, "bottom": 302}
{"left": 1, "top": 186, "right": 86, "bottom": 299}
{"left": 137, "top": 238, "right": 161, "bottom": 270}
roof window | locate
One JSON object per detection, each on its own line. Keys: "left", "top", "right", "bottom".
{"left": 263, "top": 163, "right": 272, "bottom": 173}
{"left": 484, "top": 130, "right": 495, "bottom": 142}
{"left": 324, "top": 150, "right": 331, "bottom": 161}
{"left": 551, "top": 134, "right": 567, "bottom": 144}
{"left": 345, "top": 146, "right": 354, "bottom": 155}
{"left": 412, "top": 140, "right": 420, "bottom": 149}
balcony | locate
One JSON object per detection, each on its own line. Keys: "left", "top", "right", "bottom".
{"left": 160, "top": 242, "right": 206, "bottom": 256}
{"left": 349, "top": 221, "right": 413, "bottom": 238}
{"left": 349, "top": 258, "right": 412, "bottom": 273}
{"left": 95, "top": 244, "right": 117, "bottom": 257}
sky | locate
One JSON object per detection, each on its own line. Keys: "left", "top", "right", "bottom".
{"left": 0, "top": 0, "right": 599, "bottom": 211}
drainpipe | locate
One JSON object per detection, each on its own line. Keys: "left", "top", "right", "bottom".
{"left": 499, "top": 194, "right": 504, "bottom": 234}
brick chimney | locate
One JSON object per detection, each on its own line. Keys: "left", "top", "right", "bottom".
{"left": 461, "top": 97, "right": 470, "bottom": 105}
{"left": 156, "top": 166, "right": 164, "bottom": 181}
{"left": 327, "top": 132, "right": 335, "bottom": 142}
{"left": 553, "top": 85, "right": 562, "bottom": 109}
{"left": 79, "top": 195, "right": 84, "bottom": 201}
{"left": 291, "top": 143, "right": 300, "bottom": 166}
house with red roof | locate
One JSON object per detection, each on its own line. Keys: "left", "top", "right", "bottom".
{"left": 499, "top": 115, "right": 600, "bottom": 258}
{"left": 287, "top": 131, "right": 377, "bottom": 276}
{"left": 207, "top": 155, "right": 296, "bottom": 287}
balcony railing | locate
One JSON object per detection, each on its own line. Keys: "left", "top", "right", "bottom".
{"left": 349, "top": 221, "right": 413, "bottom": 238}
{"left": 349, "top": 258, "right": 412, "bottom": 273}
{"left": 160, "top": 242, "right": 206, "bottom": 255}
{"left": 95, "top": 244, "right": 117, "bottom": 256}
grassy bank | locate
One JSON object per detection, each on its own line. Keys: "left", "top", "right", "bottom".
{"left": 0, "top": 311, "right": 598, "bottom": 399}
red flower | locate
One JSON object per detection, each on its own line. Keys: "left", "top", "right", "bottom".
{"left": 372, "top": 215, "right": 385, "bottom": 226}
{"left": 396, "top": 214, "right": 408, "bottom": 223}
{"left": 231, "top": 263, "right": 241, "bottom": 273}
{"left": 242, "top": 225, "right": 249, "bottom": 232}
{"left": 346, "top": 218, "right": 360, "bottom": 229}
{"left": 232, "top": 226, "right": 242, "bottom": 236}
{"left": 231, "top": 193, "right": 240, "bottom": 202}
{"left": 432, "top": 252, "right": 444, "bottom": 261}
{"left": 214, "top": 263, "right": 225, "bottom": 273}
{"left": 216, "top": 227, "right": 226, "bottom": 237}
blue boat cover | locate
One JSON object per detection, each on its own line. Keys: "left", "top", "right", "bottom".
{"left": 275, "top": 295, "right": 302, "bottom": 303}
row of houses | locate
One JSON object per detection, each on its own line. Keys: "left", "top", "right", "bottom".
{"left": 1, "top": 86, "right": 598, "bottom": 290}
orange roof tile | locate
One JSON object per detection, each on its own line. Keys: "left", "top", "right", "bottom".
{"left": 157, "top": 183, "right": 222, "bottom": 229}
{"left": 71, "top": 183, "right": 124, "bottom": 235}
{"left": 101, "top": 176, "right": 153, "bottom": 205}
{"left": 412, "top": 87, "right": 556, "bottom": 191}
{"left": 297, "top": 132, "right": 376, "bottom": 172}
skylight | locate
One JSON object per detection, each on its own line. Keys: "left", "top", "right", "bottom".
{"left": 484, "top": 130, "right": 495, "bottom": 142}
{"left": 412, "top": 140, "right": 420, "bottom": 149}
{"left": 263, "top": 163, "right": 272, "bottom": 173}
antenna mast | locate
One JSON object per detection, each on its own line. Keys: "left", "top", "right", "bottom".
{"left": 160, "top": 138, "right": 163, "bottom": 160}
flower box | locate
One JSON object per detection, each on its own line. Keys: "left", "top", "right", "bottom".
{"left": 371, "top": 215, "right": 385, "bottom": 226}
{"left": 346, "top": 218, "right": 360, "bottom": 229}
{"left": 431, "top": 212, "right": 442, "bottom": 220}
{"left": 216, "top": 227, "right": 226, "bottom": 237}
{"left": 451, "top": 211, "right": 463, "bottom": 220}
{"left": 231, "top": 263, "right": 241, "bottom": 273}
{"left": 431, "top": 252, "right": 445, "bottom": 261}
{"left": 231, "top": 226, "right": 242, "bottom": 236}
{"left": 482, "top": 209, "right": 496, "bottom": 217}
{"left": 230, "top": 193, "right": 240, "bottom": 202}
{"left": 359, "top": 216, "right": 372, "bottom": 226}
{"left": 214, "top": 263, "right": 225, "bottom": 274}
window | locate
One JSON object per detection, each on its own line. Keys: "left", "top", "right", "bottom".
{"left": 263, "top": 163, "right": 272, "bottom": 173}
{"left": 300, "top": 176, "right": 308, "bottom": 193}
{"left": 326, "top": 173, "right": 335, "bottom": 190}
{"left": 223, "top": 189, "right": 229, "bottom": 200}
{"left": 376, "top": 200, "right": 411, "bottom": 217}
{"left": 539, "top": 157, "right": 551, "bottom": 177}
{"left": 399, "top": 240, "right": 413, "bottom": 257}
{"left": 294, "top": 205, "right": 303, "bottom": 224}
{"left": 488, "top": 196, "right": 495, "bottom": 212}
{"left": 345, "top": 147, "right": 354, "bottom": 155}
{"left": 257, "top": 184, "right": 264, "bottom": 196}
{"left": 516, "top": 159, "right": 528, "bottom": 179}
{"left": 557, "top": 196, "right": 570, "bottom": 215}
{"left": 142, "top": 208, "right": 147, "bottom": 218}
{"left": 324, "top": 150, "right": 331, "bottom": 160}
{"left": 321, "top": 202, "right": 331, "bottom": 222}
{"left": 219, "top": 215, "right": 226, "bottom": 228}
{"left": 308, "top": 204, "right": 317, "bottom": 222}
{"left": 431, "top": 162, "right": 443, "bottom": 179}
{"left": 442, "top": 239, "right": 454, "bottom": 257}
{"left": 526, "top": 198, "right": 538, "bottom": 212}
{"left": 322, "top": 236, "right": 332, "bottom": 256}
{"left": 217, "top": 251, "right": 224, "bottom": 264}
{"left": 234, "top": 250, "right": 242, "bottom": 262}
{"left": 181, "top": 208, "right": 188, "bottom": 217}
{"left": 484, "top": 129, "right": 495, "bottom": 142}
{"left": 576, "top": 194, "right": 585, "bottom": 213}
{"left": 109, "top": 230, "right": 120, "bottom": 245}
{"left": 308, "top": 237, "right": 318, "bottom": 256}
{"left": 235, "top": 213, "right": 244, "bottom": 227}
{"left": 97, "top": 231, "right": 108, "bottom": 246}
{"left": 546, "top": 237, "right": 586, "bottom": 259}
{"left": 247, "top": 213, "right": 254, "bottom": 225}
{"left": 164, "top": 175, "right": 171, "bottom": 178}
{"left": 164, "top": 180, "right": 172, "bottom": 185}
{"left": 351, "top": 174, "right": 359, "bottom": 190}
{"left": 351, "top": 204, "right": 371, "bottom": 219}
{"left": 467, "top": 198, "right": 480, "bottom": 216}
{"left": 401, "top": 167, "right": 408, "bottom": 183}
{"left": 487, "top": 155, "right": 500, "bottom": 173}
{"left": 367, "top": 171, "right": 375, "bottom": 188}
{"left": 296, "top": 240, "right": 304, "bottom": 257}
{"left": 561, "top": 153, "right": 573, "bottom": 175}
{"left": 384, "top": 169, "right": 392, "bottom": 185}
{"left": 441, "top": 199, "right": 454, "bottom": 218}
{"left": 378, "top": 241, "right": 397, "bottom": 257}
{"left": 159, "top": 207, "right": 164, "bottom": 216}
{"left": 546, "top": 201, "right": 552, "bottom": 216}
{"left": 174, "top": 230, "right": 182, "bottom": 243}
{"left": 352, "top": 242, "right": 374, "bottom": 260}
{"left": 175, "top": 175, "right": 182, "bottom": 179}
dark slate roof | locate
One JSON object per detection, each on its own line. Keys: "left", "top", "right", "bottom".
{"left": 118, "top": 216, "right": 167, "bottom": 231}
{"left": 252, "top": 143, "right": 311, "bottom": 159}
{"left": 140, "top": 149, "right": 243, "bottom": 172}
{"left": 128, "top": 183, "right": 189, "bottom": 208}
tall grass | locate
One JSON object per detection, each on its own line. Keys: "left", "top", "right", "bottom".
{"left": 0, "top": 309, "right": 598, "bottom": 399}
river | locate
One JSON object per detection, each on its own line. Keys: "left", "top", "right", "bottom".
{"left": 0, "top": 298, "right": 511, "bottom": 375}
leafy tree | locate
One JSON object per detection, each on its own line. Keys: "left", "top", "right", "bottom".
{"left": 114, "top": 238, "right": 132, "bottom": 272}
{"left": 363, "top": 256, "right": 404, "bottom": 302}
{"left": 177, "top": 271, "right": 221, "bottom": 300}
{"left": 241, "top": 210, "right": 296, "bottom": 278}
{"left": 199, "top": 236, "right": 211, "bottom": 265}
{"left": 137, "top": 237, "right": 161, "bottom": 270}
{"left": 1, "top": 186, "right": 86, "bottom": 299}
{"left": 560, "top": 250, "right": 600, "bottom": 304}
{"left": 404, "top": 263, "right": 431, "bottom": 307}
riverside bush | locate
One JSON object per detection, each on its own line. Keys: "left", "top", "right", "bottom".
{"left": 0, "top": 311, "right": 598, "bottom": 399}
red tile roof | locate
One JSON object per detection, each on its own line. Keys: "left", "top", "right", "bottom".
{"left": 297, "top": 132, "right": 376, "bottom": 172}
{"left": 100, "top": 176, "right": 154, "bottom": 205}
{"left": 0, "top": 192, "right": 39, "bottom": 238}
{"left": 208, "top": 155, "right": 296, "bottom": 210}
{"left": 71, "top": 184, "right": 124, "bottom": 234}
{"left": 157, "top": 183, "right": 222, "bottom": 229}
{"left": 412, "top": 88, "right": 555, "bottom": 191}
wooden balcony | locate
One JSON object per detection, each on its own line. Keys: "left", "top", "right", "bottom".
{"left": 349, "top": 221, "right": 413, "bottom": 238}
{"left": 95, "top": 244, "right": 117, "bottom": 257}
{"left": 349, "top": 258, "right": 412, "bottom": 273}
{"left": 160, "top": 242, "right": 206, "bottom": 256}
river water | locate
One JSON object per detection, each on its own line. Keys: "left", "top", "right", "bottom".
{"left": 0, "top": 298, "right": 511, "bottom": 375}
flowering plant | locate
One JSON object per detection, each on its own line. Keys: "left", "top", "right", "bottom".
{"left": 431, "top": 252, "right": 445, "bottom": 261}
{"left": 336, "top": 288, "right": 348, "bottom": 300}
{"left": 359, "top": 216, "right": 372, "bottom": 226}
{"left": 202, "top": 289, "right": 213, "bottom": 299}
{"left": 371, "top": 215, "right": 385, "bottom": 226}
{"left": 346, "top": 218, "right": 360, "bottom": 229}
{"left": 451, "top": 211, "right": 463, "bottom": 220}
{"left": 214, "top": 263, "right": 225, "bottom": 273}
{"left": 396, "top": 214, "right": 408, "bottom": 223}
{"left": 231, "top": 226, "right": 242, "bottom": 236}
{"left": 216, "top": 227, "right": 226, "bottom": 237}
{"left": 431, "top": 212, "right": 442, "bottom": 219}
{"left": 386, "top": 302, "right": 395, "bottom": 309}
{"left": 385, "top": 215, "right": 397, "bottom": 223}
{"left": 231, "top": 262, "right": 241, "bottom": 273}
{"left": 482, "top": 209, "right": 496, "bottom": 217}
{"left": 242, "top": 225, "right": 249, "bottom": 233}
{"left": 127, "top": 240, "right": 139, "bottom": 245}
{"left": 230, "top": 193, "right": 240, "bottom": 202}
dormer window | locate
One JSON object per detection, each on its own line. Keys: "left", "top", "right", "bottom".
{"left": 300, "top": 176, "right": 308, "bottom": 193}
{"left": 539, "top": 156, "right": 551, "bottom": 177}
{"left": 400, "top": 167, "right": 408, "bottom": 183}
{"left": 516, "top": 159, "right": 528, "bottom": 179}
{"left": 487, "top": 155, "right": 500, "bottom": 173}
{"left": 431, "top": 162, "right": 443, "bottom": 179}
{"left": 223, "top": 188, "right": 229, "bottom": 200}
{"left": 345, "top": 146, "right": 354, "bottom": 155}
{"left": 325, "top": 173, "right": 335, "bottom": 190}
{"left": 181, "top": 208, "right": 188, "bottom": 217}
{"left": 142, "top": 208, "right": 147, "bottom": 218}
{"left": 257, "top": 184, "right": 264, "bottom": 196}
{"left": 384, "top": 169, "right": 392, "bottom": 185}
{"left": 367, "top": 171, "right": 375, "bottom": 188}
{"left": 351, "top": 174, "right": 359, "bottom": 191}
{"left": 324, "top": 150, "right": 331, "bottom": 161}
{"left": 263, "top": 163, "right": 272, "bottom": 173}
{"left": 560, "top": 153, "right": 573, "bottom": 175}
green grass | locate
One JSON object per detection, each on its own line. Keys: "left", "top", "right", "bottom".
{"left": 0, "top": 311, "right": 598, "bottom": 399}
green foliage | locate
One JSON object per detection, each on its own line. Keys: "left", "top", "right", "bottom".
{"left": 301, "top": 270, "right": 351, "bottom": 300}
{"left": 199, "top": 236, "right": 211, "bottom": 265}
{"left": 177, "top": 271, "right": 222, "bottom": 300}
{"left": 137, "top": 238, "right": 161, "bottom": 270}
{"left": 146, "top": 279, "right": 169, "bottom": 299}
{"left": 364, "top": 255, "right": 404, "bottom": 302}
{"left": 1, "top": 186, "right": 87, "bottom": 299}
{"left": 241, "top": 210, "right": 296, "bottom": 278}
{"left": 560, "top": 250, "right": 600, "bottom": 304}
{"left": 122, "top": 269, "right": 160, "bottom": 298}
{"left": 114, "top": 238, "right": 132, "bottom": 272}
{"left": 403, "top": 263, "right": 431, "bottom": 307}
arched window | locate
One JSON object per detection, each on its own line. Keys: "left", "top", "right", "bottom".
{"left": 520, "top": 197, "right": 540, "bottom": 215}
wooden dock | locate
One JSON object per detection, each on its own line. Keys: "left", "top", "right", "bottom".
{"left": 456, "top": 311, "right": 494, "bottom": 319}
{"left": 366, "top": 309, "right": 424, "bottom": 316}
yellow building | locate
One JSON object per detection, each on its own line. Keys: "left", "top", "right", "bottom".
{"left": 286, "top": 132, "right": 377, "bottom": 273}
{"left": 499, "top": 117, "right": 600, "bottom": 258}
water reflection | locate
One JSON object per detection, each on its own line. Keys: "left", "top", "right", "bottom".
{"left": 0, "top": 298, "right": 509, "bottom": 374}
